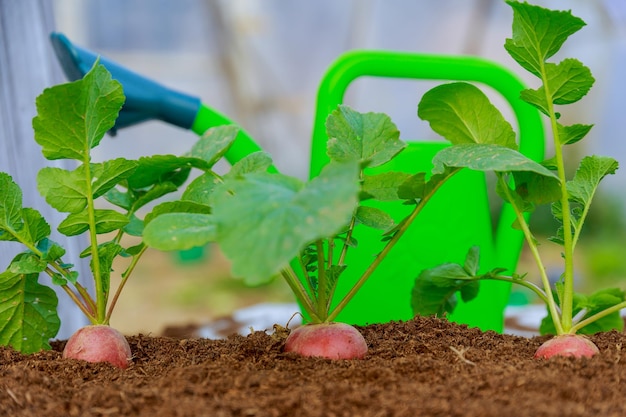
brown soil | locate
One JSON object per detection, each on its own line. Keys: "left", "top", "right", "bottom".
{"left": 1, "top": 316, "right": 625, "bottom": 417}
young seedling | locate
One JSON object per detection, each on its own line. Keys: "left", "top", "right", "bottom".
{"left": 0, "top": 62, "right": 238, "bottom": 368}
{"left": 412, "top": 1, "right": 623, "bottom": 358}
{"left": 144, "top": 105, "right": 459, "bottom": 359}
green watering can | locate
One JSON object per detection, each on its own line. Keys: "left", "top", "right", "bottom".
{"left": 50, "top": 33, "right": 544, "bottom": 333}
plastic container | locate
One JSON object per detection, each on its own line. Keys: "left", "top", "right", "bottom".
{"left": 307, "top": 50, "right": 544, "bottom": 332}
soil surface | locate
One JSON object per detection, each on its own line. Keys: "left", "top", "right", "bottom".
{"left": 1, "top": 316, "right": 625, "bottom": 417}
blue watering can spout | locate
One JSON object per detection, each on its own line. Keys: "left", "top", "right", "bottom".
{"left": 49, "top": 32, "right": 201, "bottom": 134}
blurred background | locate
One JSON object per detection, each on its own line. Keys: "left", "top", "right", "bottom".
{"left": 3, "top": 0, "right": 626, "bottom": 337}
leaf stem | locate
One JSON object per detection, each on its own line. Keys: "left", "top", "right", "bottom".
{"left": 105, "top": 244, "right": 147, "bottom": 323}
{"left": 280, "top": 267, "right": 322, "bottom": 323}
{"left": 497, "top": 174, "right": 564, "bottom": 334}
{"left": 315, "top": 240, "right": 328, "bottom": 320}
{"left": 327, "top": 169, "right": 458, "bottom": 322}
{"left": 541, "top": 64, "right": 575, "bottom": 333}
{"left": 81, "top": 161, "right": 107, "bottom": 324}
{"left": 44, "top": 268, "right": 96, "bottom": 323}
{"left": 569, "top": 301, "right": 626, "bottom": 334}
{"left": 484, "top": 274, "right": 551, "bottom": 306}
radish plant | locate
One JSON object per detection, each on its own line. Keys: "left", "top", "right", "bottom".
{"left": 0, "top": 62, "right": 237, "bottom": 367}
{"left": 144, "top": 105, "right": 460, "bottom": 359}
{"left": 412, "top": 1, "right": 623, "bottom": 358}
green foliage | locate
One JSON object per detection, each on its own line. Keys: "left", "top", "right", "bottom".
{"left": 145, "top": 104, "right": 451, "bottom": 323}
{"left": 411, "top": 1, "right": 624, "bottom": 336}
{"left": 0, "top": 61, "right": 244, "bottom": 353}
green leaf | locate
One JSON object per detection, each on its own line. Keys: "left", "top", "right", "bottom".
{"left": 511, "top": 170, "right": 562, "bottom": 205}
{"left": 182, "top": 171, "right": 222, "bottom": 205}
{"left": 132, "top": 182, "right": 179, "bottom": 212}
{"left": 143, "top": 213, "right": 216, "bottom": 251}
{"left": 557, "top": 123, "right": 593, "bottom": 146}
{"left": 226, "top": 152, "right": 273, "bottom": 178}
{"left": 123, "top": 214, "right": 144, "bottom": 237}
{"left": 91, "top": 158, "right": 138, "bottom": 199}
{"left": 397, "top": 173, "right": 426, "bottom": 200}
{"left": 126, "top": 155, "right": 196, "bottom": 189}
{"left": 432, "top": 144, "right": 559, "bottom": 180}
{"left": 0, "top": 173, "right": 22, "bottom": 236}
{"left": 211, "top": 161, "right": 360, "bottom": 284}
{"left": 411, "top": 264, "right": 480, "bottom": 317}
{"left": 9, "top": 253, "right": 47, "bottom": 274}
{"left": 37, "top": 238, "right": 66, "bottom": 262}
{"left": 323, "top": 265, "right": 347, "bottom": 301}
{"left": 0, "top": 271, "right": 60, "bottom": 353}
{"left": 361, "top": 172, "right": 412, "bottom": 201}
{"left": 58, "top": 209, "right": 129, "bottom": 236}
{"left": 520, "top": 59, "right": 594, "bottom": 115}
{"left": 103, "top": 188, "right": 132, "bottom": 210}
{"left": 36, "top": 167, "right": 88, "bottom": 213}
{"left": 33, "top": 62, "right": 125, "bottom": 161}
{"left": 144, "top": 200, "right": 212, "bottom": 225}
{"left": 504, "top": 1, "right": 586, "bottom": 78}
{"left": 91, "top": 242, "right": 123, "bottom": 303}
{"left": 354, "top": 206, "right": 395, "bottom": 231}
{"left": 540, "top": 289, "right": 625, "bottom": 335}
{"left": 418, "top": 82, "right": 517, "bottom": 149}
{"left": 326, "top": 105, "right": 405, "bottom": 168}
{"left": 463, "top": 246, "right": 480, "bottom": 276}
{"left": 19, "top": 208, "right": 51, "bottom": 244}
{"left": 188, "top": 125, "right": 239, "bottom": 168}
{"left": 567, "top": 156, "right": 618, "bottom": 206}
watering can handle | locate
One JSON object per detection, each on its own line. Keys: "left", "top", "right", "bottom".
{"left": 310, "top": 49, "right": 545, "bottom": 273}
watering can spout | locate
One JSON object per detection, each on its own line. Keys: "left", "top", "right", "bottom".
{"left": 49, "top": 32, "right": 201, "bottom": 134}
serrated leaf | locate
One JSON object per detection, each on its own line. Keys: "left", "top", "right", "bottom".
{"left": 418, "top": 82, "right": 517, "bottom": 149}
{"left": 226, "top": 151, "right": 273, "bottom": 178}
{"left": 144, "top": 200, "right": 212, "bottom": 226}
{"left": 0, "top": 173, "right": 22, "bottom": 236}
{"left": 463, "top": 246, "right": 480, "bottom": 276}
{"left": 557, "top": 123, "right": 593, "bottom": 146}
{"left": 361, "top": 172, "right": 412, "bottom": 201}
{"left": 127, "top": 155, "right": 196, "bottom": 189}
{"left": 504, "top": 1, "right": 586, "bottom": 78}
{"left": 397, "top": 172, "right": 426, "bottom": 200}
{"left": 211, "top": 161, "right": 360, "bottom": 284}
{"left": 91, "top": 158, "right": 138, "bottom": 198}
{"left": 103, "top": 188, "right": 132, "bottom": 210}
{"left": 19, "top": 208, "right": 51, "bottom": 244}
{"left": 511, "top": 170, "right": 562, "bottom": 205}
{"left": 0, "top": 271, "right": 60, "bottom": 353}
{"left": 32, "top": 62, "right": 124, "bottom": 161}
{"left": 188, "top": 125, "right": 239, "bottom": 167}
{"left": 326, "top": 105, "right": 405, "bottom": 168}
{"left": 567, "top": 156, "right": 618, "bottom": 206}
{"left": 520, "top": 59, "right": 594, "bottom": 114}
{"left": 432, "top": 144, "right": 559, "bottom": 180}
{"left": 8, "top": 253, "right": 47, "bottom": 274}
{"left": 58, "top": 209, "right": 129, "bottom": 236}
{"left": 354, "top": 206, "right": 395, "bottom": 231}
{"left": 143, "top": 213, "right": 216, "bottom": 251}
{"left": 131, "top": 182, "right": 179, "bottom": 212}
{"left": 36, "top": 166, "right": 88, "bottom": 213}
{"left": 411, "top": 265, "right": 480, "bottom": 317}
{"left": 37, "top": 238, "right": 66, "bottom": 262}
{"left": 123, "top": 214, "right": 144, "bottom": 237}
{"left": 182, "top": 171, "right": 222, "bottom": 205}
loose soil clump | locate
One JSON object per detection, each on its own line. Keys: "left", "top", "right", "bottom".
{"left": 1, "top": 316, "right": 625, "bottom": 416}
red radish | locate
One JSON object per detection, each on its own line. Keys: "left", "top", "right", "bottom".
{"left": 534, "top": 334, "right": 599, "bottom": 359}
{"left": 284, "top": 322, "right": 367, "bottom": 359}
{"left": 63, "top": 325, "right": 132, "bottom": 369}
